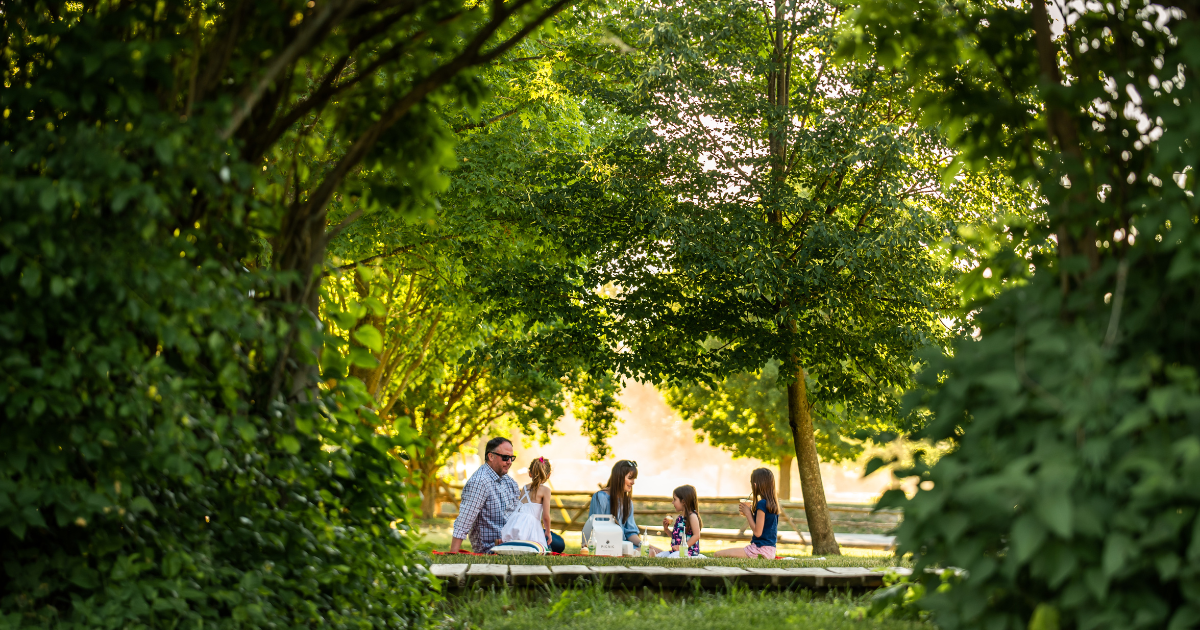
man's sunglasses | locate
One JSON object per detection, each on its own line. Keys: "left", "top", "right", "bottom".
{"left": 488, "top": 452, "right": 517, "bottom": 463}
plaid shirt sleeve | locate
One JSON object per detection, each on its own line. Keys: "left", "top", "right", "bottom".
{"left": 452, "top": 475, "right": 487, "bottom": 540}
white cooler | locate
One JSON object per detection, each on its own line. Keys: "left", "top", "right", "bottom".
{"left": 586, "top": 514, "right": 625, "bottom": 557}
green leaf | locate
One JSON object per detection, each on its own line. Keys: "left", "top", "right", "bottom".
{"left": 278, "top": 434, "right": 301, "bottom": 455}
{"left": 22, "top": 506, "right": 47, "bottom": 529}
{"left": 205, "top": 448, "right": 225, "bottom": 471}
{"left": 330, "top": 310, "right": 358, "bottom": 330}
{"left": 1028, "top": 604, "right": 1060, "bottom": 630}
{"left": 863, "top": 456, "right": 888, "bottom": 477}
{"left": 352, "top": 325, "right": 384, "bottom": 353}
{"left": 0, "top": 252, "right": 18, "bottom": 276}
{"left": 38, "top": 184, "right": 58, "bottom": 211}
{"left": 349, "top": 346, "right": 380, "bottom": 369}
{"left": 69, "top": 565, "right": 100, "bottom": 589}
{"left": 362, "top": 296, "right": 386, "bottom": 317}
{"left": 1102, "top": 533, "right": 1135, "bottom": 577}
{"left": 162, "top": 553, "right": 183, "bottom": 578}
{"left": 19, "top": 264, "right": 41, "bottom": 295}
{"left": 1011, "top": 514, "right": 1047, "bottom": 565}
{"left": 129, "top": 496, "right": 157, "bottom": 515}
{"left": 1036, "top": 491, "right": 1073, "bottom": 539}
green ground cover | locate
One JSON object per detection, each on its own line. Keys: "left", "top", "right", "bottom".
{"left": 436, "top": 584, "right": 928, "bottom": 630}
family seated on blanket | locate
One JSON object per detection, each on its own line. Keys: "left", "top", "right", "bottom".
{"left": 449, "top": 438, "right": 779, "bottom": 558}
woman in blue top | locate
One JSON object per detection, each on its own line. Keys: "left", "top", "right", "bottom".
{"left": 715, "top": 468, "right": 780, "bottom": 559}
{"left": 582, "top": 460, "right": 642, "bottom": 550}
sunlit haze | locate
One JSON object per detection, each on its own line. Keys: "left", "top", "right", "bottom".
{"left": 449, "top": 382, "right": 896, "bottom": 504}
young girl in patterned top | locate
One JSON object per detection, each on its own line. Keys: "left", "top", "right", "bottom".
{"left": 646, "top": 485, "right": 703, "bottom": 558}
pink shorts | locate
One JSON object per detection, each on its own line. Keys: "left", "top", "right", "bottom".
{"left": 744, "top": 543, "right": 777, "bottom": 559}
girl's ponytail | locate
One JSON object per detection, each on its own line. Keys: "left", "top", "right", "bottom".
{"left": 529, "top": 457, "right": 551, "bottom": 496}
{"left": 750, "top": 468, "right": 780, "bottom": 516}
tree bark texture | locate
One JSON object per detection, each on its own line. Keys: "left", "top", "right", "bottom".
{"left": 420, "top": 477, "right": 445, "bottom": 519}
{"left": 1030, "top": 0, "right": 1100, "bottom": 294}
{"left": 765, "top": 0, "right": 837, "bottom": 555}
{"left": 787, "top": 364, "right": 841, "bottom": 555}
{"left": 778, "top": 454, "right": 793, "bottom": 500}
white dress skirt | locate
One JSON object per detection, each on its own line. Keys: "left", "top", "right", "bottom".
{"left": 500, "top": 485, "right": 548, "bottom": 547}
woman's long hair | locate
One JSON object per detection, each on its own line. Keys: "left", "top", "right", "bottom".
{"left": 750, "top": 468, "right": 780, "bottom": 516}
{"left": 673, "top": 484, "right": 702, "bottom": 535}
{"left": 603, "top": 460, "right": 638, "bottom": 522}
{"left": 528, "top": 457, "right": 551, "bottom": 496}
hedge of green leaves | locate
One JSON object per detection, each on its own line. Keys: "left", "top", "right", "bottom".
{"left": 1, "top": 6, "right": 434, "bottom": 628}
{"left": 848, "top": 1, "right": 1200, "bottom": 628}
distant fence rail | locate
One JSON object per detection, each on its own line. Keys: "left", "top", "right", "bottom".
{"left": 437, "top": 485, "right": 901, "bottom": 545}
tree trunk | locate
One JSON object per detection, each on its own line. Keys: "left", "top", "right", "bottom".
{"left": 268, "top": 197, "right": 331, "bottom": 403}
{"left": 1031, "top": 0, "right": 1100, "bottom": 295}
{"left": 778, "top": 454, "right": 793, "bottom": 501}
{"left": 786, "top": 364, "right": 840, "bottom": 555}
{"left": 420, "top": 474, "right": 440, "bottom": 519}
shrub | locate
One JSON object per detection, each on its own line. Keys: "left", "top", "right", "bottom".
{"left": 848, "top": 0, "right": 1200, "bottom": 627}
{"left": 1, "top": 5, "right": 434, "bottom": 627}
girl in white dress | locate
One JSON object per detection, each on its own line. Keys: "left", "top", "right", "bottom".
{"left": 501, "top": 457, "right": 553, "bottom": 546}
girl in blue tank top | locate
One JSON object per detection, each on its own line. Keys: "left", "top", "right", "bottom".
{"left": 714, "top": 468, "right": 780, "bottom": 559}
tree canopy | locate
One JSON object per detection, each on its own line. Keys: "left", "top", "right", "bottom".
{"left": 0, "top": 0, "right": 572, "bottom": 625}
{"left": 473, "top": 0, "right": 1038, "bottom": 553}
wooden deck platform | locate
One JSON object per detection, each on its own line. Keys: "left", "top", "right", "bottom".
{"left": 429, "top": 563, "right": 907, "bottom": 591}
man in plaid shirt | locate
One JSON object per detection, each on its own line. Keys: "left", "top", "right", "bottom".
{"left": 449, "top": 437, "right": 519, "bottom": 554}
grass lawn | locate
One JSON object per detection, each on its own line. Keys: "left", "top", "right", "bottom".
{"left": 435, "top": 583, "right": 927, "bottom": 630}
{"left": 416, "top": 518, "right": 910, "bottom": 570}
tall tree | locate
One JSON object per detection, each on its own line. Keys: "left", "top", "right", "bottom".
{"left": 480, "top": 0, "right": 1037, "bottom": 554}
{"left": 845, "top": 0, "right": 1200, "bottom": 626}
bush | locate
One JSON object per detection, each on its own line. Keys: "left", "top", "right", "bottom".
{"left": 847, "top": 1, "right": 1200, "bottom": 628}
{"left": 0, "top": 5, "right": 434, "bottom": 627}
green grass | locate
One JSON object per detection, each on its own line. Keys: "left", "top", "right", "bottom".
{"left": 435, "top": 583, "right": 929, "bottom": 630}
{"left": 415, "top": 518, "right": 909, "bottom": 570}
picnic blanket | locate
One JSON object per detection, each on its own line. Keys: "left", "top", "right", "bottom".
{"left": 432, "top": 550, "right": 590, "bottom": 557}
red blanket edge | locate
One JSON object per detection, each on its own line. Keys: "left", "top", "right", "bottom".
{"left": 431, "top": 550, "right": 590, "bottom": 557}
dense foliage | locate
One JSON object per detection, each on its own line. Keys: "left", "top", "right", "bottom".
{"left": 316, "top": 38, "right": 631, "bottom": 516}
{"left": 846, "top": 0, "right": 1200, "bottom": 627}
{"left": 1, "top": 0, "right": 569, "bottom": 626}
{"left": 476, "top": 0, "right": 1037, "bottom": 553}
